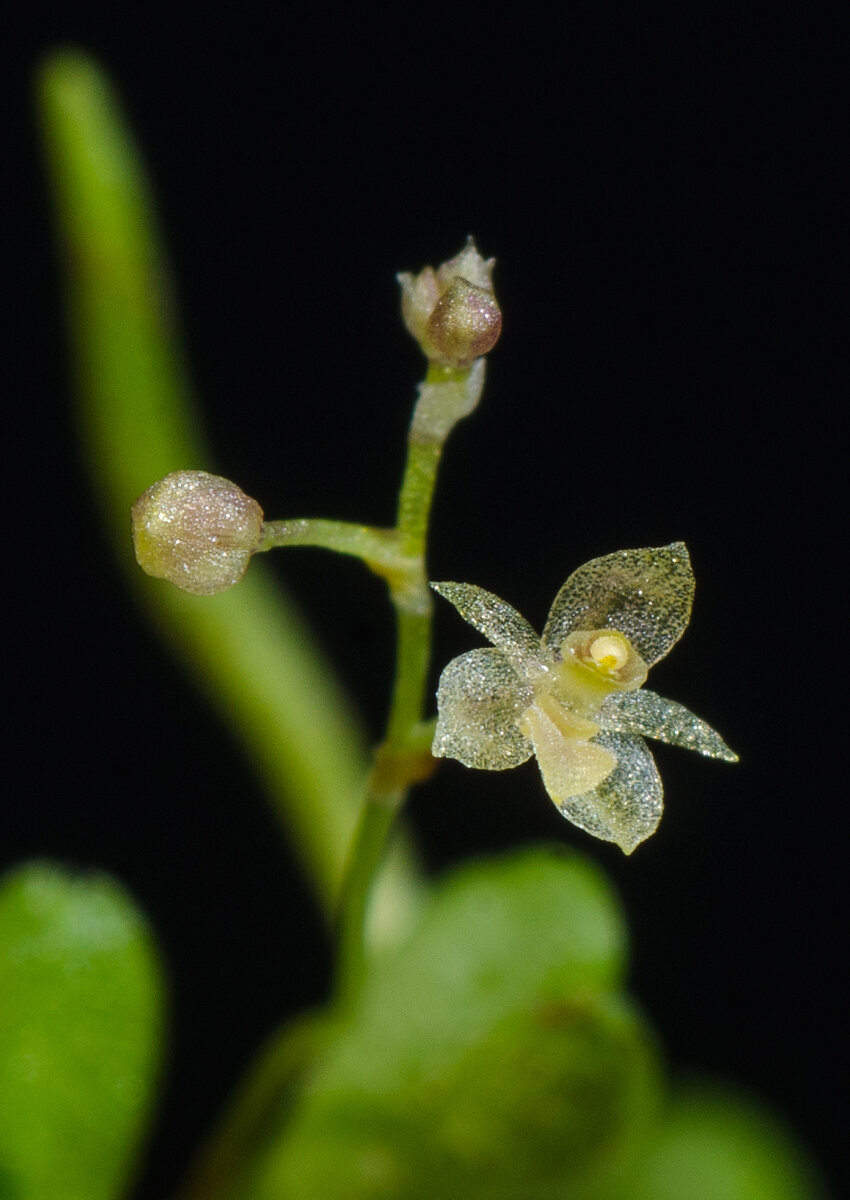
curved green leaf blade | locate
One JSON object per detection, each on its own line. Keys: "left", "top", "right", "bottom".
{"left": 243, "top": 848, "right": 660, "bottom": 1199}
{"left": 0, "top": 862, "right": 165, "bottom": 1200}
{"left": 35, "top": 51, "right": 421, "bottom": 928}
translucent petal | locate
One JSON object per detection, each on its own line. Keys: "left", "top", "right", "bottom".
{"left": 599, "top": 690, "right": 739, "bottom": 762}
{"left": 431, "top": 581, "right": 542, "bottom": 660}
{"left": 554, "top": 730, "right": 663, "bottom": 855}
{"left": 542, "top": 543, "right": 695, "bottom": 667}
{"left": 521, "top": 701, "right": 618, "bottom": 802}
{"left": 432, "top": 648, "right": 534, "bottom": 769}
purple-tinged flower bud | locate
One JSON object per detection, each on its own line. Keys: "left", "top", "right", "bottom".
{"left": 398, "top": 238, "right": 502, "bottom": 368}
{"left": 131, "top": 470, "right": 263, "bottom": 595}
{"left": 425, "top": 278, "right": 502, "bottom": 368}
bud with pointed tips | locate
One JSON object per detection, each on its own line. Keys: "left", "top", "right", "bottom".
{"left": 131, "top": 470, "right": 263, "bottom": 595}
{"left": 398, "top": 238, "right": 502, "bottom": 368}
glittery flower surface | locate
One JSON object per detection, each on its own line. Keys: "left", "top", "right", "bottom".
{"left": 431, "top": 543, "right": 737, "bottom": 853}
{"left": 398, "top": 239, "right": 502, "bottom": 368}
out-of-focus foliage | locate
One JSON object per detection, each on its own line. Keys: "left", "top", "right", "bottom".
{"left": 0, "top": 862, "right": 164, "bottom": 1200}
{"left": 241, "top": 849, "right": 659, "bottom": 1199}
{"left": 598, "top": 1085, "right": 827, "bottom": 1200}
{"left": 240, "top": 850, "right": 824, "bottom": 1200}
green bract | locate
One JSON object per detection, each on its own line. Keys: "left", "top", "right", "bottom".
{"left": 432, "top": 544, "right": 738, "bottom": 853}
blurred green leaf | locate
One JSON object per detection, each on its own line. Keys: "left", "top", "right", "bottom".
{"left": 242, "top": 847, "right": 659, "bottom": 1199}
{"left": 35, "top": 51, "right": 423, "bottom": 930}
{"left": 599, "top": 1083, "right": 827, "bottom": 1200}
{"left": 0, "top": 861, "right": 164, "bottom": 1200}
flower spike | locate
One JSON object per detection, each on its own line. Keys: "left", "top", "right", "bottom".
{"left": 432, "top": 544, "right": 737, "bottom": 853}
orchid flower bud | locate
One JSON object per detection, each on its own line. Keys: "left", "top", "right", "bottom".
{"left": 398, "top": 238, "right": 502, "bottom": 368}
{"left": 131, "top": 470, "right": 263, "bottom": 595}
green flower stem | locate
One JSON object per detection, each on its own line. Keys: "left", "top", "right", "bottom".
{"left": 172, "top": 361, "right": 483, "bottom": 1190}
{"left": 257, "top": 519, "right": 405, "bottom": 575}
{"left": 397, "top": 361, "right": 485, "bottom": 550}
{"left": 333, "top": 789, "right": 403, "bottom": 1003}
{"left": 385, "top": 597, "right": 431, "bottom": 743}
{"left": 396, "top": 440, "right": 443, "bottom": 552}
{"left": 333, "top": 362, "right": 483, "bottom": 1002}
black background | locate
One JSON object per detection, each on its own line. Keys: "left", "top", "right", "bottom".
{"left": 9, "top": 7, "right": 843, "bottom": 1198}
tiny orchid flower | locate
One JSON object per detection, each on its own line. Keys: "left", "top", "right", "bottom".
{"left": 431, "top": 543, "right": 737, "bottom": 853}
